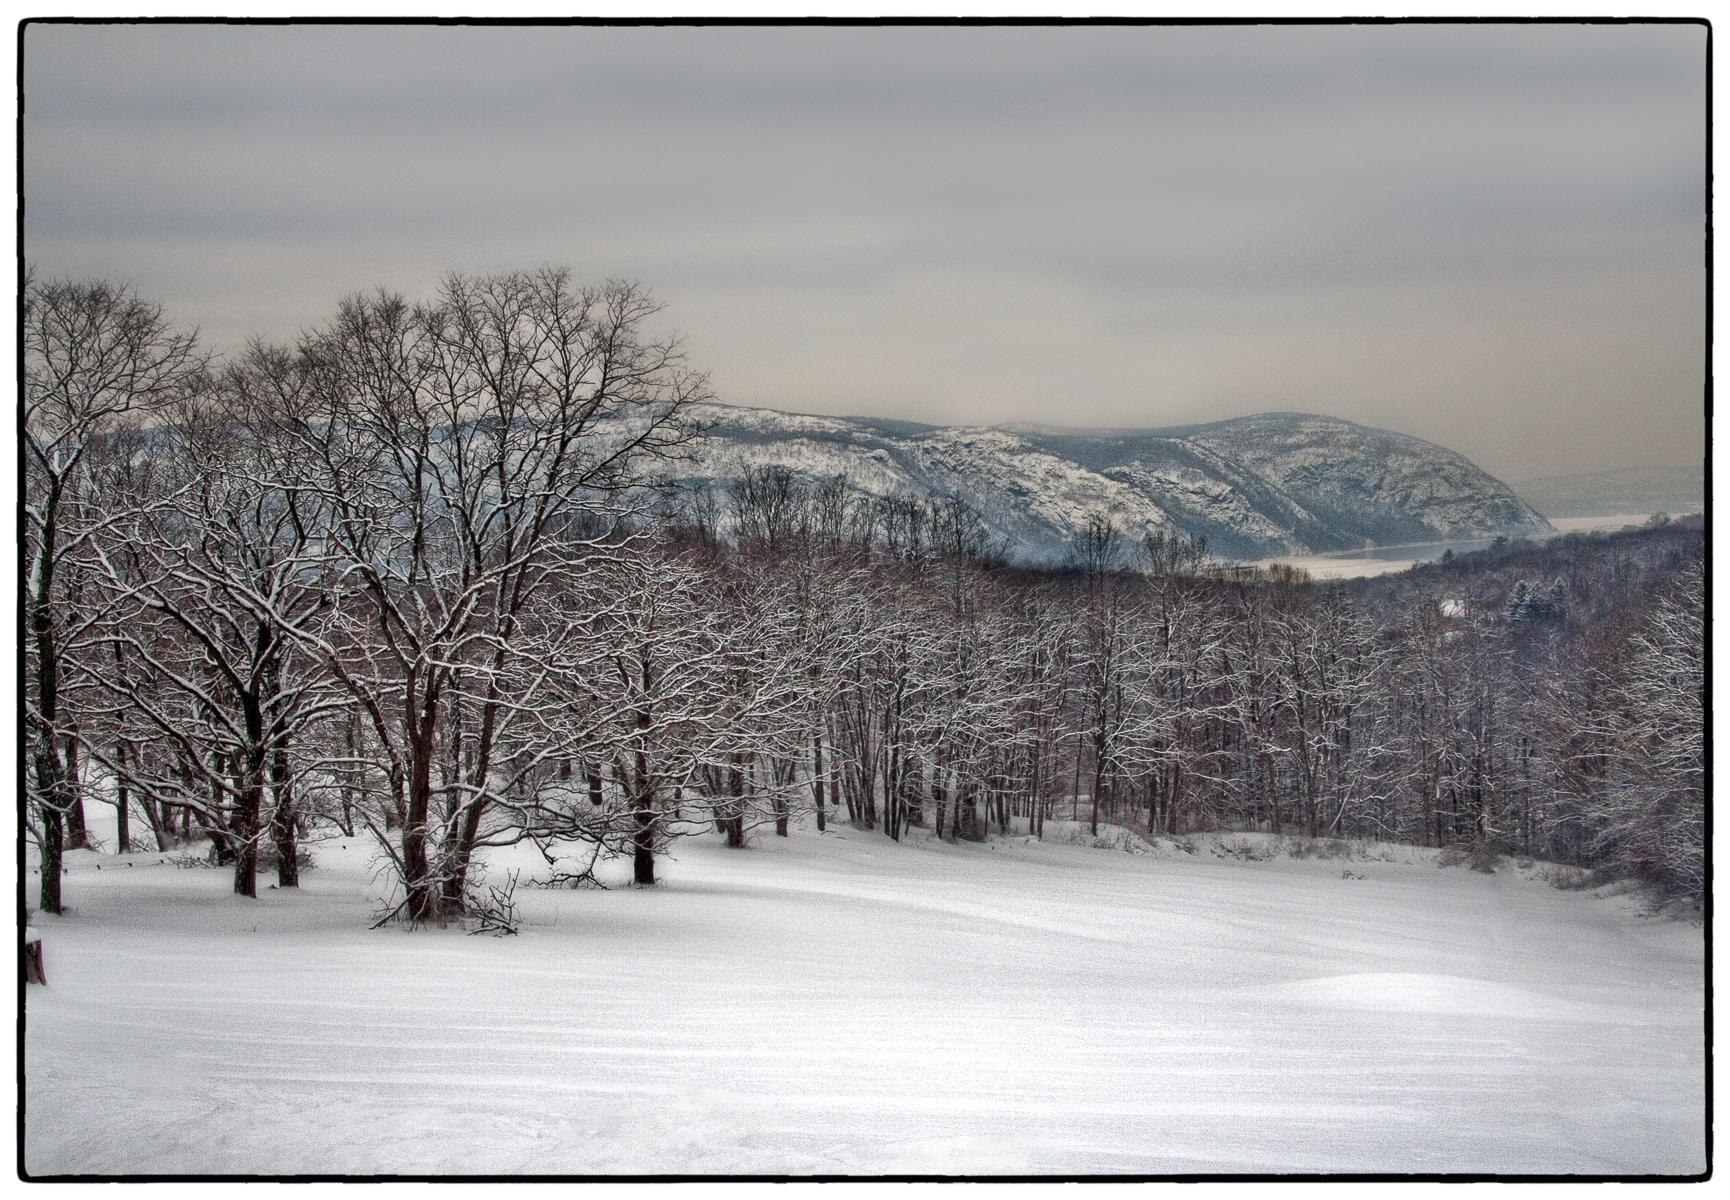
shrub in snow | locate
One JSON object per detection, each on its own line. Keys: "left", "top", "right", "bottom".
{"left": 1217, "top": 835, "right": 1277, "bottom": 862}
{"left": 1283, "top": 836, "right": 1355, "bottom": 861}
{"left": 1436, "top": 846, "right": 1501, "bottom": 874}
{"left": 468, "top": 869, "right": 522, "bottom": 937}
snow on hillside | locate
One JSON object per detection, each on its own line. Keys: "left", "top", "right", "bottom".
{"left": 23, "top": 820, "right": 1703, "bottom": 1177}
{"left": 905, "top": 427, "right": 1177, "bottom": 550}
{"left": 679, "top": 404, "right": 1551, "bottom": 563}
{"left": 1103, "top": 458, "right": 1297, "bottom": 552}
{"left": 1182, "top": 413, "right": 1550, "bottom": 546}
{"left": 698, "top": 434, "right": 912, "bottom": 497}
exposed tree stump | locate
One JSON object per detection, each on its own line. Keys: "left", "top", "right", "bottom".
{"left": 23, "top": 929, "right": 45, "bottom": 985}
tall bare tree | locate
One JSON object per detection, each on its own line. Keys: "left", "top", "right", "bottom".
{"left": 83, "top": 380, "right": 344, "bottom": 897}
{"left": 23, "top": 274, "right": 205, "bottom": 913}
{"left": 270, "top": 270, "right": 708, "bottom": 921}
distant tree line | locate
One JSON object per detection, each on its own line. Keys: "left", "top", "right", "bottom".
{"left": 25, "top": 269, "right": 1706, "bottom": 925}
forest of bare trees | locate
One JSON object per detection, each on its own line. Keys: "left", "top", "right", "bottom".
{"left": 24, "top": 270, "right": 1707, "bottom": 925}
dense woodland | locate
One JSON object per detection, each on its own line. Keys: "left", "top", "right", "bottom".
{"left": 24, "top": 269, "right": 1707, "bottom": 926}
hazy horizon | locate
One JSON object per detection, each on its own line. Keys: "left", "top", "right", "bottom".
{"left": 21, "top": 20, "right": 1708, "bottom": 481}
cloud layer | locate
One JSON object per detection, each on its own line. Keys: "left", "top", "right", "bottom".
{"left": 23, "top": 22, "right": 1706, "bottom": 479}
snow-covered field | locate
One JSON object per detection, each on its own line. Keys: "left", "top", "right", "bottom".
{"left": 22, "top": 820, "right": 1705, "bottom": 1178}
{"left": 1242, "top": 552, "right": 1427, "bottom": 580}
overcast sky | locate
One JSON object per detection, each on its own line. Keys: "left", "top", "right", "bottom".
{"left": 22, "top": 21, "right": 1706, "bottom": 481}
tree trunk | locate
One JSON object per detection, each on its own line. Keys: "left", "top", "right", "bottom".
{"left": 30, "top": 548, "right": 68, "bottom": 912}
{"left": 812, "top": 733, "right": 826, "bottom": 833}
{"left": 232, "top": 809, "right": 259, "bottom": 896}
{"left": 403, "top": 728, "right": 438, "bottom": 922}
{"left": 440, "top": 792, "right": 492, "bottom": 913}
{"left": 724, "top": 754, "right": 747, "bottom": 849}
{"left": 1090, "top": 743, "right": 1104, "bottom": 838}
{"left": 338, "top": 713, "right": 360, "bottom": 837}
{"left": 142, "top": 793, "right": 173, "bottom": 851}
{"left": 270, "top": 744, "right": 299, "bottom": 889}
{"left": 36, "top": 790, "right": 64, "bottom": 916}
{"left": 63, "top": 731, "right": 88, "bottom": 850}
{"left": 232, "top": 760, "right": 263, "bottom": 899}
{"left": 773, "top": 756, "right": 792, "bottom": 837}
{"left": 1070, "top": 733, "right": 1083, "bottom": 822}
{"left": 632, "top": 746, "right": 657, "bottom": 885}
{"left": 114, "top": 740, "right": 132, "bottom": 854}
{"left": 884, "top": 741, "right": 902, "bottom": 842}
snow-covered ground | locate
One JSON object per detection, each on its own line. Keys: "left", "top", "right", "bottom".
{"left": 1242, "top": 552, "right": 1426, "bottom": 580}
{"left": 22, "top": 820, "right": 1704, "bottom": 1177}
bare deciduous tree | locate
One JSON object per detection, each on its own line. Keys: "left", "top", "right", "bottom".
{"left": 24, "top": 274, "right": 206, "bottom": 913}
{"left": 273, "top": 270, "right": 709, "bottom": 922}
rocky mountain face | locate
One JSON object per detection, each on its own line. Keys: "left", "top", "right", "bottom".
{"left": 679, "top": 403, "right": 1553, "bottom": 563}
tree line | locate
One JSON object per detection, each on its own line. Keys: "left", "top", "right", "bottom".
{"left": 24, "top": 269, "right": 1706, "bottom": 924}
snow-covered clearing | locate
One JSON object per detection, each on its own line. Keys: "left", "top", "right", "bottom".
{"left": 23, "top": 821, "right": 1704, "bottom": 1177}
{"left": 1243, "top": 552, "right": 1423, "bottom": 580}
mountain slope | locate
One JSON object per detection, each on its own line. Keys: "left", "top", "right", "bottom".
{"left": 683, "top": 404, "right": 1552, "bottom": 562}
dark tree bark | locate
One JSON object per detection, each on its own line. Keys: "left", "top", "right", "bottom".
{"left": 404, "top": 749, "right": 437, "bottom": 921}
{"left": 772, "top": 755, "right": 794, "bottom": 837}
{"left": 142, "top": 793, "right": 173, "bottom": 852}
{"left": 63, "top": 730, "right": 89, "bottom": 850}
{"left": 232, "top": 766, "right": 263, "bottom": 899}
{"left": 632, "top": 745, "right": 657, "bottom": 885}
{"left": 114, "top": 741, "right": 132, "bottom": 854}
{"left": 35, "top": 776, "right": 65, "bottom": 916}
{"left": 270, "top": 743, "right": 299, "bottom": 889}
{"left": 812, "top": 733, "right": 827, "bottom": 834}
{"left": 723, "top": 754, "right": 747, "bottom": 849}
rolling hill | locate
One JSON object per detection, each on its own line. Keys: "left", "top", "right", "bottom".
{"left": 680, "top": 405, "right": 1553, "bottom": 562}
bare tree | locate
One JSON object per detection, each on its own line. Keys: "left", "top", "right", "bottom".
{"left": 730, "top": 462, "right": 806, "bottom": 553}
{"left": 570, "top": 543, "right": 809, "bottom": 881}
{"left": 1072, "top": 512, "right": 1119, "bottom": 582}
{"left": 83, "top": 380, "right": 344, "bottom": 897}
{"left": 272, "top": 270, "right": 709, "bottom": 922}
{"left": 23, "top": 274, "right": 206, "bottom": 913}
{"left": 1588, "top": 558, "right": 1705, "bottom": 900}
{"left": 1142, "top": 529, "right": 1211, "bottom": 580}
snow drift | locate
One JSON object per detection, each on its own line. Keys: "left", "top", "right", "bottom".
{"left": 22, "top": 822, "right": 1704, "bottom": 1177}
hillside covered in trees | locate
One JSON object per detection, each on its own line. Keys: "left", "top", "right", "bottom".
{"left": 672, "top": 402, "right": 1553, "bottom": 562}
{"left": 24, "top": 269, "right": 1706, "bottom": 928}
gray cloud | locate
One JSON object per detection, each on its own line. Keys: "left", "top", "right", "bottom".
{"left": 22, "top": 21, "right": 1706, "bottom": 480}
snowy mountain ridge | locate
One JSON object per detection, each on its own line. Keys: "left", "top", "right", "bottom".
{"left": 682, "top": 403, "right": 1552, "bottom": 562}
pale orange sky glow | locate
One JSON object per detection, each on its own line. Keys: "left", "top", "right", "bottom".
{"left": 21, "top": 20, "right": 1707, "bottom": 482}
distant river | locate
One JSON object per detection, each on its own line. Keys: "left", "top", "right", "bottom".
{"left": 1244, "top": 513, "right": 1678, "bottom": 581}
